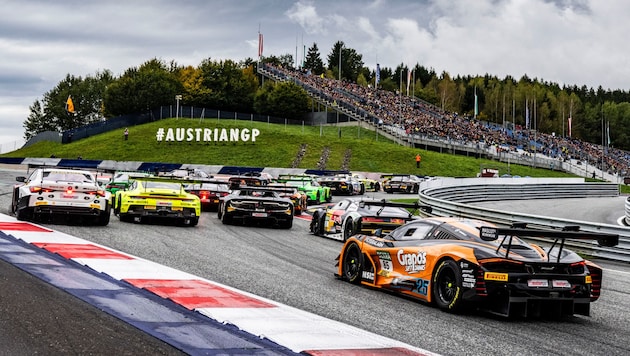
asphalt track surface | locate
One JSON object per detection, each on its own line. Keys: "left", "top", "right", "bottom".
{"left": 0, "top": 166, "right": 629, "bottom": 355}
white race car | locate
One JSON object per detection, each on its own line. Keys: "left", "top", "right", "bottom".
{"left": 11, "top": 167, "right": 110, "bottom": 225}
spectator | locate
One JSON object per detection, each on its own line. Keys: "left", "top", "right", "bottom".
{"left": 416, "top": 153, "right": 422, "bottom": 168}
{"left": 124, "top": 128, "right": 129, "bottom": 140}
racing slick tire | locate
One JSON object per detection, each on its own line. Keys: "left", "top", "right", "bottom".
{"left": 309, "top": 211, "right": 324, "bottom": 236}
{"left": 221, "top": 210, "right": 233, "bottom": 225}
{"left": 342, "top": 242, "right": 363, "bottom": 285}
{"left": 181, "top": 217, "right": 199, "bottom": 227}
{"left": 359, "top": 184, "right": 365, "bottom": 195}
{"left": 15, "top": 207, "right": 33, "bottom": 222}
{"left": 96, "top": 207, "right": 111, "bottom": 226}
{"left": 433, "top": 259, "right": 465, "bottom": 312}
{"left": 374, "top": 182, "right": 381, "bottom": 192}
{"left": 278, "top": 218, "right": 293, "bottom": 229}
{"left": 342, "top": 217, "right": 356, "bottom": 241}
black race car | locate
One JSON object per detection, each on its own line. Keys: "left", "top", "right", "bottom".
{"left": 382, "top": 174, "right": 423, "bottom": 194}
{"left": 309, "top": 198, "right": 430, "bottom": 241}
{"left": 317, "top": 174, "right": 365, "bottom": 196}
{"left": 217, "top": 187, "right": 294, "bottom": 229}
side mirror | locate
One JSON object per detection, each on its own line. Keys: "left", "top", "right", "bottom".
{"left": 16, "top": 176, "right": 26, "bottom": 182}
{"left": 374, "top": 228, "right": 383, "bottom": 237}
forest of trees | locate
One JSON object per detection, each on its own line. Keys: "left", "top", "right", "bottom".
{"left": 23, "top": 40, "right": 630, "bottom": 151}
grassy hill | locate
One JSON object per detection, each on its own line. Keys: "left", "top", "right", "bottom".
{"left": 2, "top": 118, "right": 576, "bottom": 178}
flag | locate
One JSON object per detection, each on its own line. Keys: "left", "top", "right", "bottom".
{"left": 258, "top": 33, "right": 263, "bottom": 57}
{"left": 406, "top": 69, "right": 412, "bottom": 95}
{"left": 525, "top": 99, "right": 530, "bottom": 129}
{"left": 568, "top": 117, "right": 572, "bottom": 137}
{"left": 607, "top": 121, "right": 611, "bottom": 146}
{"left": 375, "top": 63, "right": 380, "bottom": 86}
{"left": 65, "top": 95, "right": 75, "bottom": 114}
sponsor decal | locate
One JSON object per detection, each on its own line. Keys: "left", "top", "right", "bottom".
{"left": 461, "top": 268, "right": 476, "bottom": 288}
{"left": 365, "top": 237, "right": 385, "bottom": 247}
{"left": 484, "top": 272, "right": 508, "bottom": 282}
{"left": 527, "top": 279, "right": 549, "bottom": 287}
{"left": 413, "top": 278, "right": 429, "bottom": 296}
{"left": 397, "top": 249, "right": 426, "bottom": 273}
{"left": 377, "top": 250, "right": 393, "bottom": 273}
{"left": 552, "top": 280, "right": 571, "bottom": 288}
{"left": 480, "top": 227, "right": 497, "bottom": 240}
{"left": 585, "top": 275, "right": 592, "bottom": 284}
{"left": 362, "top": 271, "right": 375, "bottom": 282}
{"left": 156, "top": 127, "right": 260, "bottom": 143}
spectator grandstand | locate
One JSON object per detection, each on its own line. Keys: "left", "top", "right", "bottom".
{"left": 259, "top": 62, "right": 630, "bottom": 181}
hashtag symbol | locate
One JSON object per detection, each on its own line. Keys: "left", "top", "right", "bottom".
{"left": 156, "top": 128, "right": 165, "bottom": 141}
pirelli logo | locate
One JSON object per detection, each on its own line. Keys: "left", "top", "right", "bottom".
{"left": 484, "top": 272, "right": 509, "bottom": 282}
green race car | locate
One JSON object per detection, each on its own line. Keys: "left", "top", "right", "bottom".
{"left": 276, "top": 174, "right": 331, "bottom": 205}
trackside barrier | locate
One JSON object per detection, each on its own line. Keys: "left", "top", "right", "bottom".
{"left": 625, "top": 197, "right": 630, "bottom": 226}
{"left": 418, "top": 178, "right": 630, "bottom": 263}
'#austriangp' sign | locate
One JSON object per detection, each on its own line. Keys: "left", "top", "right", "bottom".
{"left": 155, "top": 127, "right": 261, "bottom": 143}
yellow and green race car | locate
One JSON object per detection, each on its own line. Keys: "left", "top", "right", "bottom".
{"left": 112, "top": 177, "right": 201, "bottom": 226}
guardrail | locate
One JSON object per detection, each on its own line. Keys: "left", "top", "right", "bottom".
{"left": 418, "top": 178, "right": 630, "bottom": 262}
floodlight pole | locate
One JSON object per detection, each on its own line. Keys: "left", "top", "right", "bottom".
{"left": 175, "top": 95, "right": 182, "bottom": 119}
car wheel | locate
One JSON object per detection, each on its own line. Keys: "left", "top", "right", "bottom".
{"left": 342, "top": 217, "right": 355, "bottom": 241}
{"left": 359, "top": 184, "right": 365, "bottom": 195}
{"left": 279, "top": 218, "right": 293, "bottom": 229}
{"left": 221, "top": 210, "right": 232, "bottom": 225}
{"left": 96, "top": 208, "right": 110, "bottom": 226}
{"left": 342, "top": 242, "right": 363, "bottom": 284}
{"left": 414, "top": 184, "right": 419, "bottom": 194}
{"left": 375, "top": 182, "right": 381, "bottom": 192}
{"left": 310, "top": 212, "right": 324, "bottom": 235}
{"left": 183, "top": 217, "right": 199, "bottom": 227}
{"left": 432, "top": 259, "right": 464, "bottom": 312}
{"left": 16, "top": 207, "right": 32, "bottom": 221}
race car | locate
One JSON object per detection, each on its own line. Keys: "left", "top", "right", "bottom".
{"left": 317, "top": 174, "right": 365, "bottom": 196}
{"left": 11, "top": 167, "right": 110, "bottom": 225}
{"left": 217, "top": 186, "right": 294, "bottom": 228}
{"left": 112, "top": 177, "right": 201, "bottom": 226}
{"left": 382, "top": 174, "right": 423, "bottom": 194}
{"left": 351, "top": 173, "right": 381, "bottom": 192}
{"left": 105, "top": 171, "right": 153, "bottom": 199}
{"left": 310, "top": 198, "right": 428, "bottom": 241}
{"left": 266, "top": 183, "right": 308, "bottom": 215}
{"left": 184, "top": 180, "right": 230, "bottom": 211}
{"left": 335, "top": 217, "right": 619, "bottom": 318}
{"left": 276, "top": 174, "right": 331, "bottom": 204}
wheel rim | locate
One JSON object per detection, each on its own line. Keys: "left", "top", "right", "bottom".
{"left": 437, "top": 268, "right": 457, "bottom": 303}
{"left": 343, "top": 245, "right": 361, "bottom": 280}
{"left": 343, "top": 221, "right": 353, "bottom": 240}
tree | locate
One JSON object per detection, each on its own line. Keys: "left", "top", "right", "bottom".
{"left": 23, "top": 100, "right": 54, "bottom": 140}
{"left": 254, "top": 81, "right": 309, "bottom": 119}
{"left": 198, "top": 58, "right": 258, "bottom": 112}
{"left": 23, "top": 70, "right": 114, "bottom": 138}
{"left": 303, "top": 43, "right": 325, "bottom": 75}
{"left": 104, "top": 58, "right": 183, "bottom": 116}
{"left": 326, "top": 41, "right": 364, "bottom": 82}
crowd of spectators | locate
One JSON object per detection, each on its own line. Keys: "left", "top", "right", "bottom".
{"left": 261, "top": 63, "right": 630, "bottom": 178}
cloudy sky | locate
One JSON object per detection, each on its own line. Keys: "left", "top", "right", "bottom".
{"left": 2, "top": 0, "right": 629, "bottom": 151}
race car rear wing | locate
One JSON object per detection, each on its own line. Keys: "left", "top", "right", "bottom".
{"left": 358, "top": 199, "right": 433, "bottom": 214}
{"left": 479, "top": 225, "right": 619, "bottom": 262}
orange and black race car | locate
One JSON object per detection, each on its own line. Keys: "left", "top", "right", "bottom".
{"left": 336, "top": 217, "right": 618, "bottom": 318}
